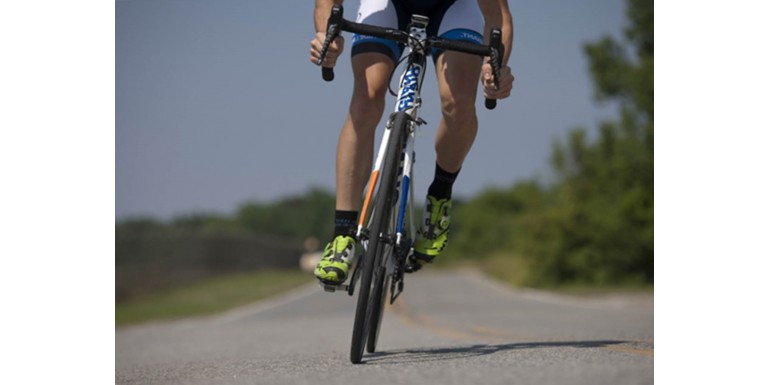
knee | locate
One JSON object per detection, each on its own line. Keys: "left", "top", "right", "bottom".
{"left": 348, "top": 56, "right": 392, "bottom": 129}
{"left": 348, "top": 80, "right": 388, "bottom": 130}
{"left": 349, "top": 89, "right": 385, "bottom": 127}
{"left": 440, "top": 93, "right": 477, "bottom": 128}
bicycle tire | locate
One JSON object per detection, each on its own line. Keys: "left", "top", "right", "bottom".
{"left": 366, "top": 113, "right": 410, "bottom": 353}
{"left": 350, "top": 112, "right": 406, "bottom": 364}
{"left": 366, "top": 264, "right": 390, "bottom": 353}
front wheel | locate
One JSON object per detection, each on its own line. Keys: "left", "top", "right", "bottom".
{"left": 366, "top": 262, "right": 390, "bottom": 353}
{"left": 350, "top": 234, "right": 378, "bottom": 364}
{"left": 349, "top": 112, "right": 407, "bottom": 364}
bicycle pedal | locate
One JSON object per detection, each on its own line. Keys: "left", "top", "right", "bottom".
{"left": 404, "top": 261, "right": 422, "bottom": 273}
{"left": 320, "top": 282, "right": 350, "bottom": 293}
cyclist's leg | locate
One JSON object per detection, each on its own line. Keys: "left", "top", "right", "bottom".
{"left": 335, "top": 0, "right": 403, "bottom": 212}
{"left": 411, "top": 0, "right": 484, "bottom": 267}
{"left": 434, "top": 52, "right": 482, "bottom": 172}
{"left": 335, "top": 54, "right": 393, "bottom": 212}
{"left": 432, "top": 0, "right": 485, "bottom": 172}
{"left": 315, "top": 0, "right": 401, "bottom": 284}
{"left": 316, "top": 54, "right": 393, "bottom": 284}
{"left": 411, "top": 51, "right": 481, "bottom": 265}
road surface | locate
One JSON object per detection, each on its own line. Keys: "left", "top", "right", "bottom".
{"left": 116, "top": 270, "right": 653, "bottom": 384}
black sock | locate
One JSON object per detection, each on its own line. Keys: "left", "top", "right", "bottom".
{"left": 427, "top": 163, "right": 460, "bottom": 200}
{"left": 333, "top": 210, "right": 358, "bottom": 238}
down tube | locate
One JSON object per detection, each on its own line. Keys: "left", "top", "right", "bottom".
{"left": 356, "top": 127, "right": 393, "bottom": 236}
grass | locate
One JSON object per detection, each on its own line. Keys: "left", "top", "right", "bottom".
{"left": 116, "top": 269, "right": 314, "bottom": 326}
{"left": 436, "top": 252, "right": 530, "bottom": 285}
{"left": 437, "top": 253, "right": 653, "bottom": 294}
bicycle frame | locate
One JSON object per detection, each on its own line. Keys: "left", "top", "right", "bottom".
{"left": 354, "top": 16, "right": 430, "bottom": 300}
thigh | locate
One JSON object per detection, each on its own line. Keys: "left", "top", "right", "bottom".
{"left": 434, "top": 51, "right": 482, "bottom": 104}
{"left": 351, "top": 52, "right": 394, "bottom": 101}
{"left": 431, "top": 0, "right": 484, "bottom": 98}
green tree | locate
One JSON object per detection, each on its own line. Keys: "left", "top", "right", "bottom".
{"left": 529, "top": 0, "right": 653, "bottom": 285}
{"left": 236, "top": 187, "right": 335, "bottom": 242}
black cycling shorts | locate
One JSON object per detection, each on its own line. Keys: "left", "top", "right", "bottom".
{"left": 351, "top": 0, "right": 484, "bottom": 62}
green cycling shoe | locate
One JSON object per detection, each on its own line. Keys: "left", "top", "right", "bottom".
{"left": 314, "top": 235, "right": 356, "bottom": 285}
{"left": 410, "top": 195, "right": 451, "bottom": 272}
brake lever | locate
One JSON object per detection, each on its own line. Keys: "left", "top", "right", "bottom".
{"left": 317, "top": 4, "right": 344, "bottom": 81}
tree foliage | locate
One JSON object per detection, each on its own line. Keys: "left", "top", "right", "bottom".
{"left": 116, "top": 189, "right": 336, "bottom": 300}
{"left": 236, "top": 187, "right": 335, "bottom": 242}
{"left": 447, "top": 0, "right": 653, "bottom": 286}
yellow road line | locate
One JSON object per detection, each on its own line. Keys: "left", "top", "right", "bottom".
{"left": 604, "top": 345, "right": 654, "bottom": 357}
{"left": 388, "top": 300, "right": 477, "bottom": 340}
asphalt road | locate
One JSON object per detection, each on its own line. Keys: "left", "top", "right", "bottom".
{"left": 116, "top": 270, "right": 653, "bottom": 384}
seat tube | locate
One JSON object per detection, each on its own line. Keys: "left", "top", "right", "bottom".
{"left": 396, "top": 130, "right": 414, "bottom": 246}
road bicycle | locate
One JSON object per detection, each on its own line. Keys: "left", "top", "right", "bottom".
{"left": 315, "top": 4, "right": 503, "bottom": 364}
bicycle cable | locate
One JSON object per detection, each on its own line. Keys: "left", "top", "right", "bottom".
{"left": 388, "top": 35, "right": 427, "bottom": 97}
{"left": 388, "top": 53, "right": 409, "bottom": 97}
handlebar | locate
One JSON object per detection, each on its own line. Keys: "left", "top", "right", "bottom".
{"left": 317, "top": 4, "right": 504, "bottom": 110}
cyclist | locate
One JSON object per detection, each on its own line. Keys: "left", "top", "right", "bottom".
{"left": 311, "top": 0, "right": 514, "bottom": 284}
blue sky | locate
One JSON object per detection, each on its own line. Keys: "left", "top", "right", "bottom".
{"left": 116, "top": 0, "right": 627, "bottom": 219}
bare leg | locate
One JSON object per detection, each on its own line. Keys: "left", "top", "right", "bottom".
{"left": 433, "top": 51, "right": 483, "bottom": 173}
{"left": 335, "top": 53, "right": 394, "bottom": 211}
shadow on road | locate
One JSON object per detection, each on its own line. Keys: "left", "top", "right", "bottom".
{"left": 364, "top": 340, "right": 627, "bottom": 365}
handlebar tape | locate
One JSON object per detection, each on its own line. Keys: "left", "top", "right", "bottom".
{"left": 485, "top": 28, "right": 503, "bottom": 110}
{"left": 322, "top": 67, "right": 334, "bottom": 81}
{"left": 319, "top": 5, "right": 344, "bottom": 81}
